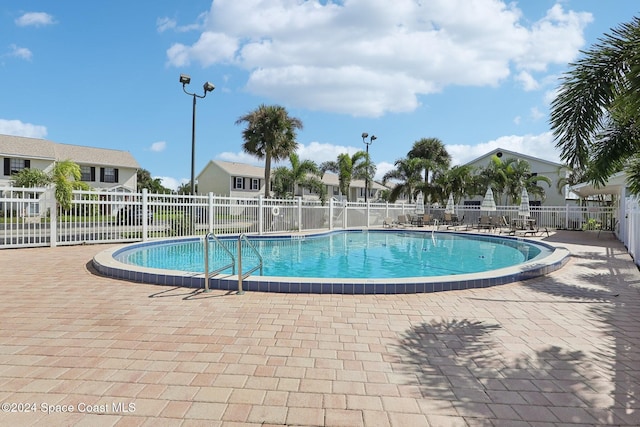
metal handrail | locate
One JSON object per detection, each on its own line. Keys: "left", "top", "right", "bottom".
{"left": 203, "top": 232, "right": 235, "bottom": 292}
{"left": 237, "top": 233, "right": 263, "bottom": 294}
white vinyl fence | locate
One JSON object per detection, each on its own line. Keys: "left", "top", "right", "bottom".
{"left": 1, "top": 187, "right": 636, "bottom": 267}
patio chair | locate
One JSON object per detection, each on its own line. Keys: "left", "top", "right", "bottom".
{"left": 445, "top": 214, "right": 463, "bottom": 230}
{"left": 397, "top": 214, "right": 412, "bottom": 227}
{"left": 475, "top": 215, "right": 494, "bottom": 231}
{"left": 382, "top": 217, "right": 395, "bottom": 228}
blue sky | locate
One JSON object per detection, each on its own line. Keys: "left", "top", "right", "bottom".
{"left": 2, "top": 0, "right": 638, "bottom": 190}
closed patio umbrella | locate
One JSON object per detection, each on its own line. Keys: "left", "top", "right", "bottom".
{"left": 415, "top": 192, "right": 425, "bottom": 215}
{"left": 518, "top": 187, "right": 531, "bottom": 218}
{"left": 445, "top": 193, "right": 455, "bottom": 214}
{"left": 480, "top": 187, "right": 497, "bottom": 212}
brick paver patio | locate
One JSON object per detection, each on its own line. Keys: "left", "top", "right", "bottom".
{"left": 1, "top": 230, "right": 639, "bottom": 426}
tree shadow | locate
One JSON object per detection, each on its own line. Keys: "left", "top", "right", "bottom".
{"left": 520, "top": 235, "right": 640, "bottom": 425}
{"left": 395, "top": 318, "right": 615, "bottom": 424}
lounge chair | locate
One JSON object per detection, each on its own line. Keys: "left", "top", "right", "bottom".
{"left": 382, "top": 217, "right": 395, "bottom": 228}
{"left": 517, "top": 218, "right": 549, "bottom": 237}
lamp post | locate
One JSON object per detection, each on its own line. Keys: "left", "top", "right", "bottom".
{"left": 361, "top": 132, "right": 377, "bottom": 202}
{"left": 180, "top": 74, "right": 215, "bottom": 195}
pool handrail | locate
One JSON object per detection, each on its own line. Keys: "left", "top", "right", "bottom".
{"left": 237, "top": 233, "right": 263, "bottom": 294}
{"left": 204, "top": 232, "right": 236, "bottom": 292}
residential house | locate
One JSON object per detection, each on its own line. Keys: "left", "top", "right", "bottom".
{"left": 197, "top": 159, "right": 387, "bottom": 201}
{"left": 0, "top": 134, "right": 139, "bottom": 191}
{"left": 461, "top": 147, "right": 568, "bottom": 206}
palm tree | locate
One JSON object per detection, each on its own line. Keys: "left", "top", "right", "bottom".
{"left": 407, "top": 137, "right": 452, "bottom": 206}
{"left": 236, "top": 104, "right": 303, "bottom": 198}
{"left": 408, "top": 138, "right": 452, "bottom": 186}
{"left": 382, "top": 157, "right": 425, "bottom": 203}
{"left": 51, "top": 159, "right": 91, "bottom": 211}
{"left": 321, "top": 151, "right": 368, "bottom": 202}
{"left": 550, "top": 16, "right": 640, "bottom": 195}
{"left": 272, "top": 153, "right": 327, "bottom": 203}
{"left": 431, "top": 165, "right": 475, "bottom": 204}
{"left": 477, "top": 156, "right": 551, "bottom": 205}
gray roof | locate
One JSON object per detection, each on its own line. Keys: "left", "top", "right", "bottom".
{"left": 0, "top": 134, "right": 140, "bottom": 168}
{"left": 212, "top": 160, "right": 265, "bottom": 178}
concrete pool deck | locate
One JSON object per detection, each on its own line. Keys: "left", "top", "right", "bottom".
{"left": 1, "top": 230, "right": 639, "bottom": 426}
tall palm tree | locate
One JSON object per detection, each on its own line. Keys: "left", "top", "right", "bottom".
{"left": 408, "top": 137, "right": 452, "bottom": 186}
{"left": 236, "top": 104, "right": 303, "bottom": 198}
{"left": 550, "top": 16, "right": 640, "bottom": 195}
{"left": 272, "top": 153, "right": 327, "bottom": 203}
{"left": 321, "top": 151, "right": 368, "bottom": 202}
{"left": 381, "top": 157, "right": 425, "bottom": 203}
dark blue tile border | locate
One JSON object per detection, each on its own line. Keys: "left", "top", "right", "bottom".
{"left": 94, "top": 231, "right": 570, "bottom": 295}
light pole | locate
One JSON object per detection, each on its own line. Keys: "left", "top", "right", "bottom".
{"left": 180, "top": 74, "right": 215, "bottom": 195}
{"left": 361, "top": 132, "right": 377, "bottom": 202}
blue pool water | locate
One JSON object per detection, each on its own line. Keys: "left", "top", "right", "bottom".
{"left": 115, "top": 230, "right": 548, "bottom": 279}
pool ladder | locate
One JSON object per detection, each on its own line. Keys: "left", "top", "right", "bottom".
{"left": 237, "top": 234, "right": 263, "bottom": 294}
{"left": 203, "top": 232, "right": 262, "bottom": 294}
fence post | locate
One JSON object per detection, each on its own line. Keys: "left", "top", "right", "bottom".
{"left": 329, "top": 198, "right": 334, "bottom": 230}
{"left": 208, "top": 192, "right": 214, "bottom": 234}
{"left": 258, "top": 195, "right": 264, "bottom": 235}
{"left": 49, "top": 188, "right": 57, "bottom": 248}
{"left": 142, "top": 189, "right": 148, "bottom": 242}
{"left": 297, "top": 197, "right": 302, "bottom": 232}
{"left": 565, "top": 204, "right": 569, "bottom": 230}
{"left": 343, "top": 200, "right": 348, "bottom": 229}
{"left": 366, "top": 200, "right": 371, "bottom": 228}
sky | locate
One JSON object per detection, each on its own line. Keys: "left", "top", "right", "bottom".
{"left": 1, "top": 0, "right": 639, "bottom": 191}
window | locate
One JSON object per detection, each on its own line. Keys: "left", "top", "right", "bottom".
{"left": 81, "top": 166, "right": 95, "bottom": 182}
{"left": 100, "top": 167, "right": 119, "bottom": 183}
{"left": 250, "top": 178, "right": 260, "bottom": 190}
{"left": 233, "top": 177, "right": 244, "bottom": 189}
{"left": 3, "top": 158, "right": 30, "bottom": 175}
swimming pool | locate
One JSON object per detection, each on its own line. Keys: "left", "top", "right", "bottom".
{"left": 93, "top": 230, "right": 570, "bottom": 294}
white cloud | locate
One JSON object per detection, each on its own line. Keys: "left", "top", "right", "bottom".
{"left": 375, "top": 161, "right": 394, "bottom": 181}
{"left": 150, "top": 141, "right": 167, "bottom": 152}
{"left": 447, "top": 132, "right": 561, "bottom": 166}
{"left": 544, "top": 87, "right": 560, "bottom": 106}
{"left": 167, "top": 32, "right": 238, "bottom": 67}
{"left": 166, "top": 0, "right": 592, "bottom": 117}
{"left": 8, "top": 44, "right": 32, "bottom": 61}
{"left": 296, "top": 141, "right": 361, "bottom": 164}
{"left": 156, "top": 176, "right": 187, "bottom": 192}
{"left": 530, "top": 107, "right": 545, "bottom": 121}
{"left": 157, "top": 12, "right": 207, "bottom": 33}
{"left": 513, "top": 116, "right": 521, "bottom": 125}
{"left": 156, "top": 17, "right": 176, "bottom": 33}
{"left": 0, "top": 119, "right": 47, "bottom": 138}
{"left": 15, "top": 12, "right": 55, "bottom": 27}
{"left": 218, "top": 151, "right": 263, "bottom": 165}
{"left": 515, "top": 71, "right": 539, "bottom": 91}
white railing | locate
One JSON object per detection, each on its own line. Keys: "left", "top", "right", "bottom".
{"left": 1, "top": 187, "right": 636, "bottom": 267}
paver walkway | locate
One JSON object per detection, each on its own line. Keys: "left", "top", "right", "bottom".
{"left": 0, "top": 230, "right": 639, "bottom": 426}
